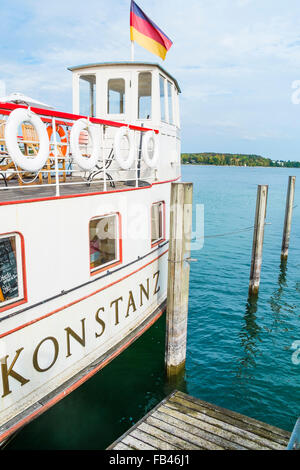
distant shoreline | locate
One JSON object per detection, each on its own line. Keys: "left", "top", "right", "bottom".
{"left": 181, "top": 153, "right": 300, "bottom": 168}
{"left": 181, "top": 163, "right": 300, "bottom": 169}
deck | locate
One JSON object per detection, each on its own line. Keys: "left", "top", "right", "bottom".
{"left": 107, "top": 390, "right": 291, "bottom": 450}
{"left": 0, "top": 178, "right": 151, "bottom": 204}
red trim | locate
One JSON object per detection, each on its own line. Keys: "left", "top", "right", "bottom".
{"left": 89, "top": 212, "right": 123, "bottom": 276}
{"left": 0, "top": 176, "right": 181, "bottom": 207}
{"left": 0, "top": 248, "right": 168, "bottom": 339}
{"left": 0, "top": 109, "right": 73, "bottom": 127}
{"left": 0, "top": 304, "right": 165, "bottom": 445}
{"left": 0, "top": 102, "right": 159, "bottom": 134}
{"left": 151, "top": 201, "right": 166, "bottom": 248}
{"left": 0, "top": 232, "right": 28, "bottom": 313}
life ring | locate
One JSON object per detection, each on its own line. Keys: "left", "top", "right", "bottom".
{"left": 5, "top": 108, "right": 49, "bottom": 172}
{"left": 142, "top": 131, "right": 159, "bottom": 168}
{"left": 113, "top": 126, "right": 135, "bottom": 170}
{"left": 47, "top": 124, "right": 67, "bottom": 156}
{"left": 70, "top": 118, "right": 100, "bottom": 171}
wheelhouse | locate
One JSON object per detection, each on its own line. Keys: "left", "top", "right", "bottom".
{"left": 69, "top": 62, "right": 181, "bottom": 130}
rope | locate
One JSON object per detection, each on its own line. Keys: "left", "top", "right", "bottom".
{"left": 196, "top": 222, "right": 271, "bottom": 239}
{"left": 12, "top": 161, "right": 40, "bottom": 185}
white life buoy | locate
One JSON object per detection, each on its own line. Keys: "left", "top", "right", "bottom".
{"left": 113, "top": 126, "right": 135, "bottom": 170}
{"left": 142, "top": 130, "right": 159, "bottom": 168}
{"left": 5, "top": 108, "right": 49, "bottom": 172}
{"left": 70, "top": 118, "right": 100, "bottom": 171}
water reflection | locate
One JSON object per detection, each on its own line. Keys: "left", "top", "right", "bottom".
{"left": 269, "top": 258, "right": 287, "bottom": 319}
{"left": 269, "top": 259, "right": 295, "bottom": 332}
{"left": 235, "top": 295, "right": 262, "bottom": 381}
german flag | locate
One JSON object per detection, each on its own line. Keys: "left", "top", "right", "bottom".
{"left": 130, "top": 1, "right": 173, "bottom": 60}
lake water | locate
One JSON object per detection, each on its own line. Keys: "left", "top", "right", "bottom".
{"left": 7, "top": 165, "right": 300, "bottom": 449}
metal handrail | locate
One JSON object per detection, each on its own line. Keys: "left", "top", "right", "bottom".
{"left": 0, "top": 104, "right": 157, "bottom": 198}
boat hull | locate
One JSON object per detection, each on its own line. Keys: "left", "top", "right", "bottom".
{"left": 0, "top": 247, "right": 167, "bottom": 443}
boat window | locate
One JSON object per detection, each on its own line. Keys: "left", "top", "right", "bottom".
{"left": 79, "top": 75, "right": 96, "bottom": 117}
{"left": 167, "top": 81, "right": 174, "bottom": 125}
{"left": 159, "top": 75, "right": 166, "bottom": 122}
{"left": 138, "top": 72, "right": 152, "bottom": 119}
{"left": 151, "top": 202, "right": 165, "bottom": 246}
{"left": 0, "top": 233, "right": 25, "bottom": 309}
{"left": 108, "top": 78, "right": 125, "bottom": 114}
{"left": 89, "top": 214, "right": 121, "bottom": 274}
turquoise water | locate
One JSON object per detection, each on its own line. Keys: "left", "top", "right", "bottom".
{"left": 7, "top": 165, "right": 300, "bottom": 449}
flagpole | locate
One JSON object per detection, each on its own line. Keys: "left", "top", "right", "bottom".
{"left": 131, "top": 40, "right": 135, "bottom": 62}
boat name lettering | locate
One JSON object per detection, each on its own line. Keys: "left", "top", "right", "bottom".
{"left": 0, "top": 271, "right": 160, "bottom": 399}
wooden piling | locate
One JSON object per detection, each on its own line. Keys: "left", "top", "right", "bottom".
{"left": 249, "top": 185, "right": 268, "bottom": 296}
{"left": 165, "top": 182, "right": 193, "bottom": 379}
{"left": 281, "top": 176, "right": 296, "bottom": 260}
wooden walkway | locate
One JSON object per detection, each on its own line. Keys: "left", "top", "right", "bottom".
{"left": 107, "top": 390, "right": 291, "bottom": 450}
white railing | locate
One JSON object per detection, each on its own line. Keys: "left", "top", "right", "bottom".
{"left": 0, "top": 102, "right": 158, "bottom": 199}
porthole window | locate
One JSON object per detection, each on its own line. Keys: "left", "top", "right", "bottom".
{"left": 0, "top": 233, "right": 26, "bottom": 311}
{"left": 151, "top": 202, "right": 165, "bottom": 247}
{"left": 89, "top": 214, "right": 122, "bottom": 274}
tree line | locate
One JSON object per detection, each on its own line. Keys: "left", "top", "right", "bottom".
{"left": 181, "top": 153, "right": 300, "bottom": 168}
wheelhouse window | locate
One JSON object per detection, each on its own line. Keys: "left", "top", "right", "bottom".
{"left": 79, "top": 74, "right": 96, "bottom": 117}
{"left": 0, "top": 233, "right": 25, "bottom": 309}
{"left": 159, "top": 75, "right": 166, "bottom": 122}
{"left": 108, "top": 78, "right": 125, "bottom": 114}
{"left": 151, "top": 202, "right": 165, "bottom": 246}
{"left": 89, "top": 214, "right": 121, "bottom": 273}
{"left": 167, "top": 81, "right": 174, "bottom": 125}
{"left": 138, "top": 72, "right": 152, "bottom": 119}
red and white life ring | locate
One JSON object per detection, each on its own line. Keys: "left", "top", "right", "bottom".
{"left": 5, "top": 108, "right": 49, "bottom": 172}
{"left": 142, "top": 131, "right": 159, "bottom": 168}
{"left": 47, "top": 124, "right": 67, "bottom": 156}
{"left": 70, "top": 118, "right": 100, "bottom": 171}
{"left": 113, "top": 126, "right": 135, "bottom": 170}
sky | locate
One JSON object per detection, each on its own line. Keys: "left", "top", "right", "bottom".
{"left": 1, "top": 0, "right": 300, "bottom": 160}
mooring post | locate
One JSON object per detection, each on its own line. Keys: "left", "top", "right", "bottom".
{"left": 281, "top": 176, "right": 296, "bottom": 260}
{"left": 165, "top": 182, "right": 193, "bottom": 379}
{"left": 249, "top": 184, "right": 268, "bottom": 296}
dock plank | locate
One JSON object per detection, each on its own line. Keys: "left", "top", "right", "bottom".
{"left": 130, "top": 428, "right": 179, "bottom": 450}
{"left": 175, "top": 391, "right": 290, "bottom": 442}
{"left": 153, "top": 406, "right": 246, "bottom": 450}
{"left": 122, "top": 435, "right": 157, "bottom": 451}
{"left": 107, "top": 391, "right": 291, "bottom": 450}
{"left": 167, "top": 395, "right": 287, "bottom": 450}
{"left": 138, "top": 422, "right": 202, "bottom": 450}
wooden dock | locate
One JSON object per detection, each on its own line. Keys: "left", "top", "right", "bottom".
{"left": 107, "top": 390, "right": 291, "bottom": 450}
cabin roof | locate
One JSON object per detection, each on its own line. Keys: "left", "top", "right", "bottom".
{"left": 67, "top": 61, "right": 181, "bottom": 93}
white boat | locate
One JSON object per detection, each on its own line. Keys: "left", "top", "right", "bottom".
{"left": 0, "top": 61, "right": 181, "bottom": 443}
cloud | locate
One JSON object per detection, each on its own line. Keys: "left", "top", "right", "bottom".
{"left": 0, "top": 0, "right": 300, "bottom": 159}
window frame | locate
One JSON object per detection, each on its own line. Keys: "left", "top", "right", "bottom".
{"left": 89, "top": 212, "right": 122, "bottom": 276}
{"left": 167, "top": 80, "right": 174, "bottom": 125}
{"left": 151, "top": 201, "right": 166, "bottom": 248}
{"left": 79, "top": 74, "right": 96, "bottom": 118}
{"left": 0, "top": 231, "right": 27, "bottom": 313}
{"left": 107, "top": 78, "right": 126, "bottom": 115}
{"left": 137, "top": 71, "right": 153, "bottom": 121}
{"left": 159, "top": 74, "right": 167, "bottom": 123}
